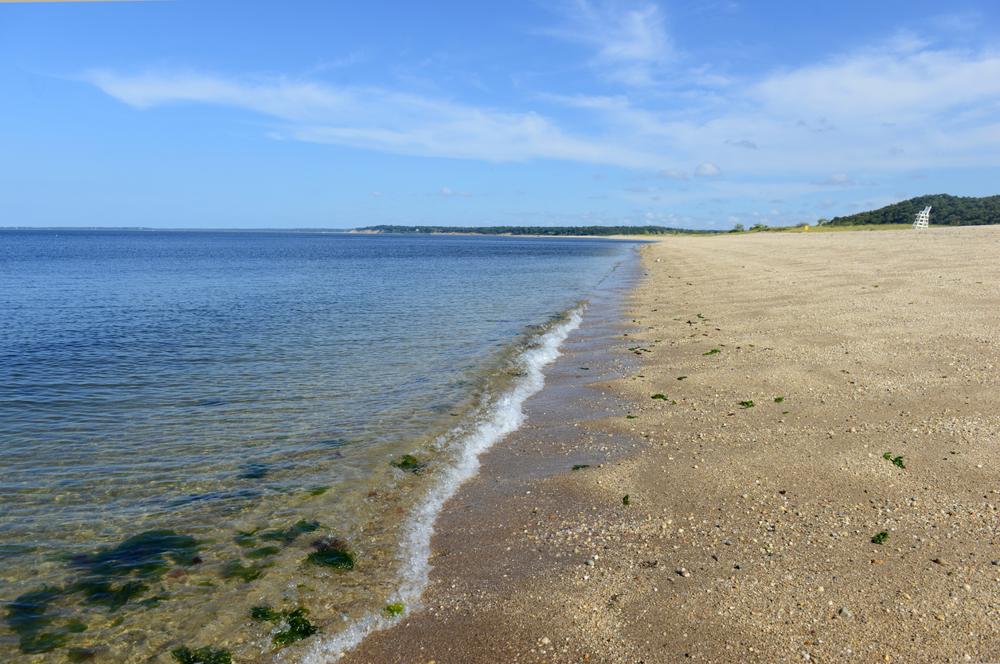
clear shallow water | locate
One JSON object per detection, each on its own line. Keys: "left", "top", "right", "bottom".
{"left": 0, "top": 230, "right": 636, "bottom": 661}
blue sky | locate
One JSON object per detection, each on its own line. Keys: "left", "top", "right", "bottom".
{"left": 2, "top": 0, "right": 1000, "bottom": 229}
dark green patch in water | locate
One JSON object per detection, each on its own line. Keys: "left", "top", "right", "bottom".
{"left": 250, "top": 605, "right": 318, "bottom": 647}
{"left": 306, "top": 537, "right": 354, "bottom": 570}
{"left": 171, "top": 645, "right": 232, "bottom": 664}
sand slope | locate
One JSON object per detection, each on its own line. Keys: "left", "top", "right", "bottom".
{"left": 342, "top": 226, "right": 1000, "bottom": 663}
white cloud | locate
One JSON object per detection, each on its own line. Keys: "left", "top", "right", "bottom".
{"left": 85, "top": 70, "right": 661, "bottom": 168}
{"left": 84, "top": 32, "right": 1000, "bottom": 187}
{"left": 694, "top": 162, "right": 720, "bottom": 177}
{"left": 542, "top": 0, "right": 674, "bottom": 86}
{"left": 813, "top": 173, "right": 855, "bottom": 186}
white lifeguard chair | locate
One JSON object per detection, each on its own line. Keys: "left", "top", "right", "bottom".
{"left": 912, "top": 205, "right": 931, "bottom": 229}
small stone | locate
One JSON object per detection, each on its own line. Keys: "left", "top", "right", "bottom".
{"left": 837, "top": 607, "right": 852, "bottom": 619}
{"left": 540, "top": 637, "right": 551, "bottom": 645}
{"left": 677, "top": 568, "right": 691, "bottom": 578}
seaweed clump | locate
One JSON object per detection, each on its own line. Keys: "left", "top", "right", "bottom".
{"left": 5, "top": 586, "right": 86, "bottom": 654}
{"left": 171, "top": 645, "right": 232, "bottom": 664}
{"left": 220, "top": 560, "right": 265, "bottom": 583}
{"left": 391, "top": 454, "right": 426, "bottom": 473}
{"left": 306, "top": 537, "right": 354, "bottom": 570}
{"left": 6, "top": 530, "right": 201, "bottom": 654}
{"left": 882, "top": 452, "right": 906, "bottom": 469}
{"left": 383, "top": 602, "right": 405, "bottom": 617}
{"left": 70, "top": 530, "right": 199, "bottom": 610}
{"left": 235, "top": 519, "right": 320, "bottom": 549}
{"left": 250, "top": 605, "right": 318, "bottom": 647}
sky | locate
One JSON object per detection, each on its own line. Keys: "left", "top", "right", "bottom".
{"left": 2, "top": 0, "right": 1000, "bottom": 230}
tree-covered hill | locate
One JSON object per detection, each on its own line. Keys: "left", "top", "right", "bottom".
{"left": 825, "top": 194, "right": 1000, "bottom": 226}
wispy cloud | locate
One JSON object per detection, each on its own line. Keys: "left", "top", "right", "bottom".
{"left": 86, "top": 70, "right": 662, "bottom": 168}
{"left": 85, "top": 30, "right": 1000, "bottom": 188}
{"left": 540, "top": 0, "right": 674, "bottom": 86}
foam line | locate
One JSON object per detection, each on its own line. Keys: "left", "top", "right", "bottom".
{"left": 299, "top": 306, "right": 584, "bottom": 663}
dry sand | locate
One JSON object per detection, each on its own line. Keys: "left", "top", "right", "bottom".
{"left": 341, "top": 226, "right": 1000, "bottom": 663}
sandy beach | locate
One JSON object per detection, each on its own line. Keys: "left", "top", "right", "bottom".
{"left": 342, "top": 226, "right": 1000, "bottom": 663}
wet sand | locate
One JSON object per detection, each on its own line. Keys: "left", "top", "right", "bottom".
{"left": 341, "top": 226, "right": 1000, "bottom": 663}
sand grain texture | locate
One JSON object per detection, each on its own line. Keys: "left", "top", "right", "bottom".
{"left": 342, "top": 226, "right": 1000, "bottom": 663}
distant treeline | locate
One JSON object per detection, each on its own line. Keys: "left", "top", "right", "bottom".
{"left": 824, "top": 194, "right": 1000, "bottom": 226}
{"left": 355, "top": 225, "right": 706, "bottom": 236}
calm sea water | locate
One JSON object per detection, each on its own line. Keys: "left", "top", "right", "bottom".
{"left": 0, "top": 230, "right": 636, "bottom": 662}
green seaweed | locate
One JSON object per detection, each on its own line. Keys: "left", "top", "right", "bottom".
{"left": 68, "top": 530, "right": 199, "bottom": 608}
{"left": 5, "top": 586, "right": 74, "bottom": 654}
{"left": 234, "top": 530, "right": 259, "bottom": 548}
{"left": 703, "top": 348, "right": 721, "bottom": 356}
{"left": 677, "top": 376, "right": 687, "bottom": 380}
{"left": 238, "top": 463, "right": 269, "bottom": 480}
{"left": 871, "top": 531, "right": 890, "bottom": 545}
{"left": 738, "top": 400, "right": 755, "bottom": 409}
{"left": 306, "top": 537, "right": 354, "bottom": 570}
{"left": 391, "top": 454, "right": 426, "bottom": 473}
{"left": 71, "top": 578, "right": 147, "bottom": 611}
{"left": 67, "top": 647, "right": 97, "bottom": 662}
{"left": 246, "top": 546, "right": 281, "bottom": 560}
{"left": 882, "top": 452, "right": 906, "bottom": 469}
{"left": 71, "top": 530, "right": 200, "bottom": 579}
{"left": 383, "top": 602, "right": 405, "bottom": 617}
{"left": 258, "top": 519, "right": 320, "bottom": 545}
{"left": 170, "top": 645, "right": 232, "bottom": 664}
{"left": 250, "top": 605, "right": 281, "bottom": 622}
{"left": 220, "top": 560, "right": 264, "bottom": 583}
{"left": 774, "top": 396, "right": 785, "bottom": 403}
{"left": 307, "top": 486, "right": 330, "bottom": 496}
{"left": 651, "top": 393, "right": 668, "bottom": 400}
{"left": 275, "top": 608, "right": 318, "bottom": 647}
{"left": 622, "top": 494, "right": 630, "bottom": 506}
{"left": 571, "top": 464, "right": 590, "bottom": 471}
{"left": 625, "top": 414, "right": 638, "bottom": 419}
{"left": 250, "top": 605, "right": 318, "bottom": 647}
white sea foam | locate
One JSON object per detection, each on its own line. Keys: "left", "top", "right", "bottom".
{"left": 299, "top": 306, "right": 584, "bottom": 663}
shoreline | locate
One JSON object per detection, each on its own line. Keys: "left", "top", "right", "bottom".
{"left": 338, "top": 225, "right": 1000, "bottom": 663}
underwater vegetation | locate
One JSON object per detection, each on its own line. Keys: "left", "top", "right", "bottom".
{"left": 650, "top": 393, "right": 668, "bottom": 400}
{"left": 238, "top": 462, "right": 270, "bottom": 480}
{"left": 306, "top": 537, "right": 355, "bottom": 570}
{"left": 234, "top": 519, "right": 320, "bottom": 549}
{"left": 71, "top": 530, "right": 198, "bottom": 611}
{"left": 250, "top": 605, "right": 318, "bottom": 647}
{"left": 571, "top": 464, "right": 590, "bottom": 471}
{"left": 703, "top": 348, "right": 721, "bottom": 356}
{"left": 220, "top": 560, "right": 265, "bottom": 583}
{"left": 5, "top": 530, "right": 201, "bottom": 654}
{"left": 871, "top": 531, "right": 890, "bottom": 545}
{"left": 171, "top": 645, "right": 232, "bottom": 664}
{"left": 383, "top": 602, "right": 405, "bottom": 617}
{"left": 5, "top": 586, "right": 86, "bottom": 654}
{"left": 738, "top": 400, "right": 755, "bottom": 409}
{"left": 390, "top": 454, "right": 426, "bottom": 473}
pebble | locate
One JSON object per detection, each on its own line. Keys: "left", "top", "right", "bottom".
{"left": 677, "top": 567, "right": 691, "bottom": 577}
{"left": 837, "top": 607, "right": 852, "bottom": 619}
